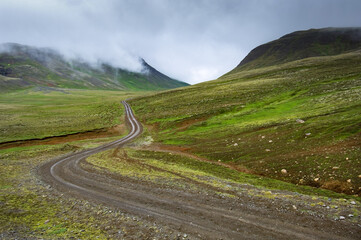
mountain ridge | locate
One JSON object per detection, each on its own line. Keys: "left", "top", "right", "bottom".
{"left": 228, "top": 27, "right": 361, "bottom": 73}
{"left": 0, "top": 43, "right": 188, "bottom": 92}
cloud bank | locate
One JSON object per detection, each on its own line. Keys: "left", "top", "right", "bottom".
{"left": 0, "top": 0, "right": 360, "bottom": 83}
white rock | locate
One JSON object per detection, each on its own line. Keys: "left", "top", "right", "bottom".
{"left": 281, "top": 169, "right": 287, "bottom": 174}
{"left": 350, "top": 201, "right": 356, "bottom": 205}
{"left": 339, "top": 216, "right": 345, "bottom": 220}
{"left": 296, "top": 119, "right": 305, "bottom": 123}
{"left": 234, "top": 143, "right": 238, "bottom": 146}
{"left": 348, "top": 214, "right": 354, "bottom": 218}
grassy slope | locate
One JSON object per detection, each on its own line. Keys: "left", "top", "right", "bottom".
{"left": 0, "top": 89, "right": 143, "bottom": 143}
{"left": 232, "top": 27, "right": 361, "bottom": 71}
{"left": 130, "top": 50, "right": 361, "bottom": 195}
{"left": 0, "top": 45, "right": 189, "bottom": 92}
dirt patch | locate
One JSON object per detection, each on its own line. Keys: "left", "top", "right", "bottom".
{"left": 139, "top": 143, "right": 254, "bottom": 174}
{"left": 0, "top": 124, "right": 126, "bottom": 150}
{"left": 322, "top": 180, "right": 354, "bottom": 194}
{"left": 176, "top": 117, "right": 207, "bottom": 131}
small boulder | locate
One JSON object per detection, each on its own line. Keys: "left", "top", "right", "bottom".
{"left": 296, "top": 119, "right": 305, "bottom": 123}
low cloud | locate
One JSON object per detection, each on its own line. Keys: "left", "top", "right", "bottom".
{"left": 1, "top": 0, "right": 360, "bottom": 83}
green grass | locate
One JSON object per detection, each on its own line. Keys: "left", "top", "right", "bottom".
{"left": 86, "top": 147, "right": 361, "bottom": 204}
{"left": 0, "top": 89, "right": 141, "bottom": 143}
{"left": 130, "top": 50, "right": 361, "bottom": 196}
{"left": 0, "top": 137, "right": 172, "bottom": 239}
{"left": 0, "top": 144, "right": 107, "bottom": 239}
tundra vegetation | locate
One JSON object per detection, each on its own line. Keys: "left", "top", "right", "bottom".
{"left": 1, "top": 28, "right": 361, "bottom": 238}
{"left": 130, "top": 50, "right": 361, "bottom": 196}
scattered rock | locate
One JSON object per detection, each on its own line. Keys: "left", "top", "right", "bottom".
{"left": 233, "top": 143, "right": 238, "bottom": 146}
{"left": 265, "top": 149, "right": 271, "bottom": 152}
{"left": 347, "top": 179, "right": 352, "bottom": 183}
{"left": 296, "top": 119, "right": 305, "bottom": 123}
{"left": 281, "top": 169, "right": 287, "bottom": 174}
{"left": 299, "top": 179, "right": 304, "bottom": 184}
{"left": 358, "top": 175, "right": 361, "bottom": 179}
{"left": 44, "top": 219, "right": 49, "bottom": 224}
{"left": 348, "top": 214, "right": 354, "bottom": 218}
{"left": 314, "top": 178, "right": 320, "bottom": 182}
{"left": 292, "top": 205, "right": 297, "bottom": 210}
{"left": 269, "top": 140, "right": 273, "bottom": 143}
{"left": 346, "top": 157, "right": 349, "bottom": 160}
{"left": 261, "top": 136, "right": 265, "bottom": 139}
{"left": 305, "top": 133, "right": 311, "bottom": 136}
{"left": 350, "top": 201, "right": 356, "bottom": 205}
{"left": 339, "top": 216, "right": 345, "bottom": 220}
{"left": 332, "top": 166, "right": 339, "bottom": 170}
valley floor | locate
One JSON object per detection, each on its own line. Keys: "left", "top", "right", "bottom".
{"left": 1, "top": 103, "right": 360, "bottom": 239}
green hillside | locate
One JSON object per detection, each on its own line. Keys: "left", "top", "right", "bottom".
{"left": 130, "top": 28, "right": 361, "bottom": 196}
{"left": 0, "top": 43, "right": 188, "bottom": 92}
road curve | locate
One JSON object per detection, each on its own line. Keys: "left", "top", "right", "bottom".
{"left": 39, "top": 101, "right": 359, "bottom": 240}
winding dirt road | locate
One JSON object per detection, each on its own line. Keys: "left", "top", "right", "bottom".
{"left": 39, "top": 101, "right": 360, "bottom": 239}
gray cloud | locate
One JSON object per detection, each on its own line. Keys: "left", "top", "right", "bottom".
{"left": 0, "top": 0, "right": 360, "bottom": 84}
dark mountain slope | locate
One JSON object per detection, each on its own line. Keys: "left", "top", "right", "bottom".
{"left": 230, "top": 27, "right": 361, "bottom": 72}
{"left": 0, "top": 43, "right": 188, "bottom": 91}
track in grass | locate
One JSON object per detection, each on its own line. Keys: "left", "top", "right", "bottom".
{"left": 39, "top": 101, "right": 359, "bottom": 239}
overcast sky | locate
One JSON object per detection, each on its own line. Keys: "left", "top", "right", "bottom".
{"left": 1, "top": 0, "right": 360, "bottom": 84}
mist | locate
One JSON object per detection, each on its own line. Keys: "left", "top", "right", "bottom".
{"left": 1, "top": 0, "right": 360, "bottom": 84}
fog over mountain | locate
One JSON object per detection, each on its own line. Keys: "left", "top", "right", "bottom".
{"left": 1, "top": 0, "right": 360, "bottom": 84}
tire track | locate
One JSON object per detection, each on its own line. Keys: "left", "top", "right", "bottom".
{"left": 39, "top": 101, "right": 358, "bottom": 239}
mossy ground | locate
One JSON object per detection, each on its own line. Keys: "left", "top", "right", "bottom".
{"left": 0, "top": 89, "right": 142, "bottom": 143}
{"left": 130, "top": 51, "right": 361, "bottom": 196}
{"left": 0, "top": 139, "right": 182, "bottom": 239}
{"left": 85, "top": 145, "right": 361, "bottom": 222}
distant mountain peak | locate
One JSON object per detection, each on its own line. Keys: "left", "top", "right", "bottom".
{"left": 234, "top": 27, "right": 361, "bottom": 70}
{"left": 0, "top": 43, "right": 189, "bottom": 92}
